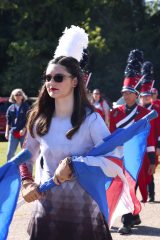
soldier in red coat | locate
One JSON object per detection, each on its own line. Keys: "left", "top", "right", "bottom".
{"left": 110, "top": 51, "right": 156, "bottom": 235}
{"left": 139, "top": 62, "right": 160, "bottom": 202}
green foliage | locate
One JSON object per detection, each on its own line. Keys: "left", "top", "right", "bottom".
{"left": 145, "top": 0, "right": 160, "bottom": 16}
{"left": 2, "top": 39, "right": 50, "bottom": 95}
{"left": 0, "top": 0, "right": 160, "bottom": 101}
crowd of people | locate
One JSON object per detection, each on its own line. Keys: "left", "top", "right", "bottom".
{"left": 4, "top": 26, "right": 160, "bottom": 240}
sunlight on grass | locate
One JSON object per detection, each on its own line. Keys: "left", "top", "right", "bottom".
{"left": 0, "top": 141, "right": 36, "bottom": 177}
{"left": 0, "top": 141, "right": 8, "bottom": 165}
{"left": 0, "top": 141, "right": 21, "bottom": 166}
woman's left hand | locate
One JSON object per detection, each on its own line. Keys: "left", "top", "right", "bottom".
{"left": 53, "top": 157, "right": 73, "bottom": 185}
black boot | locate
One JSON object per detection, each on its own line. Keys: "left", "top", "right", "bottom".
{"left": 118, "top": 213, "right": 133, "bottom": 234}
{"left": 131, "top": 214, "right": 141, "bottom": 226}
{"left": 148, "top": 196, "right": 155, "bottom": 202}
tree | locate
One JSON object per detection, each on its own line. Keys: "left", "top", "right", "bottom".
{"left": 0, "top": 0, "right": 160, "bottom": 102}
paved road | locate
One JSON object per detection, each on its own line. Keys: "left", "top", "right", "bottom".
{"left": 8, "top": 172, "right": 160, "bottom": 240}
{"left": 111, "top": 171, "right": 160, "bottom": 239}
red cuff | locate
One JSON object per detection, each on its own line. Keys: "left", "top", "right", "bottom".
{"left": 19, "top": 163, "right": 33, "bottom": 181}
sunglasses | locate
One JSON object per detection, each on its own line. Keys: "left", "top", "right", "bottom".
{"left": 44, "top": 74, "right": 72, "bottom": 83}
{"left": 15, "top": 93, "right": 22, "bottom": 96}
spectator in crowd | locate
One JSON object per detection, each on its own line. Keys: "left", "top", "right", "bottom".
{"left": 5, "top": 88, "right": 29, "bottom": 161}
{"left": 91, "top": 89, "right": 110, "bottom": 126}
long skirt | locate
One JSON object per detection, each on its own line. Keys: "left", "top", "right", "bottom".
{"left": 28, "top": 180, "right": 112, "bottom": 240}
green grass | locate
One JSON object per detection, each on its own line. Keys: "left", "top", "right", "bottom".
{"left": 0, "top": 141, "right": 36, "bottom": 177}
{"left": 0, "top": 141, "right": 21, "bottom": 166}
{"left": 0, "top": 141, "right": 8, "bottom": 166}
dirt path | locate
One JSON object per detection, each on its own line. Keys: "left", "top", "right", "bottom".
{"left": 8, "top": 172, "right": 160, "bottom": 240}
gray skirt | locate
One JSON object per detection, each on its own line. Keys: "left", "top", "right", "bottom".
{"left": 28, "top": 179, "right": 112, "bottom": 240}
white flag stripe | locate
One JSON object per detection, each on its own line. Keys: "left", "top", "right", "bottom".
{"left": 109, "top": 182, "right": 134, "bottom": 227}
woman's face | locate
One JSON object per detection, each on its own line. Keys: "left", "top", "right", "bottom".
{"left": 45, "top": 64, "right": 77, "bottom": 99}
{"left": 93, "top": 91, "right": 100, "bottom": 101}
{"left": 140, "top": 95, "right": 152, "bottom": 105}
{"left": 14, "top": 92, "right": 23, "bottom": 104}
{"left": 122, "top": 91, "right": 137, "bottom": 106}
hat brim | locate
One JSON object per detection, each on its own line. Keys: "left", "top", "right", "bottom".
{"left": 121, "top": 87, "right": 138, "bottom": 94}
{"left": 140, "top": 92, "right": 152, "bottom": 97}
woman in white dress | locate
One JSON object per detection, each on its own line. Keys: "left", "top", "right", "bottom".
{"left": 20, "top": 55, "right": 113, "bottom": 240}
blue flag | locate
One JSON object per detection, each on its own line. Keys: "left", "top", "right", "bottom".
{"left": 72, "top": 115, "right": 151, "bottom": 226}
{"left": 0, "top": 150, "right": 32, "bottom": 240}
{"left": 0, "top": 110, "right": 157, "bottom": 238}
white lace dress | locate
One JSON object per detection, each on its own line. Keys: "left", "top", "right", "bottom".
{"left": 25, "top": 112, "right": 113, "bottom": 240}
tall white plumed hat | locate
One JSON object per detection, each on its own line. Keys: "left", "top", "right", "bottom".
{"left": 53, "top": 25, "right": 88, "bottom": 62}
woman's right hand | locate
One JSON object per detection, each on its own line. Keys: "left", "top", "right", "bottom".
{"left": 21, "top": 179, "right": 42, "bottom": 203}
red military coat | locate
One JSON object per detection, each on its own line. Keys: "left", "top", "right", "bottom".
{"left": 146, "top": 103, "right": 160, "bottom": 166}
{"left": 110, "top": 104, "right": 156, "bottom": 202}
{"left": 152, "top": 99, "right": 160, "bottom": 109}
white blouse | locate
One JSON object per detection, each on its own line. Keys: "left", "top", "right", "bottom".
{"left": 25, "top": 112, "right": 110, "bottom": 184}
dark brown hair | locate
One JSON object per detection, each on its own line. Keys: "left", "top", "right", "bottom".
{"left": 27, "top": 56, "right": 94, "bottom": 139}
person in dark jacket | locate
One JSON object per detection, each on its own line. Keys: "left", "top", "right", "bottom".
{"left": 5, "top": 88, "right": 29, "bottom": 161}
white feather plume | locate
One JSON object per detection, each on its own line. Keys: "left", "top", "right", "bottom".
{"left": 54, "top": 25, "right": 88, "bottom": 62}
